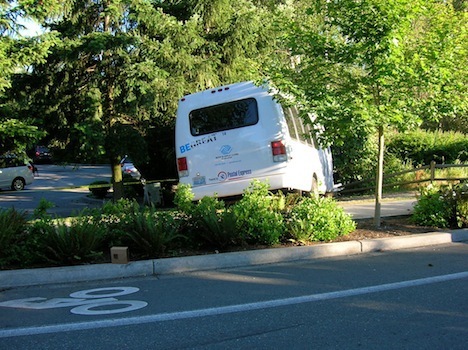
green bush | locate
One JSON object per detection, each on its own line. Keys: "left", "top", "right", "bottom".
{"left": 124, "top": 208, "right": 185, "bottom": 258}
{"left": 173, "top": 183, "right": 195, "bottom": 214}
{"left": 33, "top": 198, "right": 55, "bottom": 219}
{"left": 83, "top": 199, "right": 141, "bottom": 248}
{"left": 285, "top": 196, "right": 356, "bottom": 243}
{"left": 0, "top": 208, "right": 28, "bottom": 268}
{"left": 231, "top": 180, "right": 285, "bottom": 245}
{"left": 174, "top": 186, "right": 242, "bottom": 248}
{"left": 387, "top": 130, "right": 468, "bottom": 166}
{"left": 38, "top": 217, "right": 106, "bottom": 265}
{"left": 193, "top": 196, "right": 242, "bottom": 248}
{"left": 455, "top": 183, "right": 468, "bottom": 228}
{"left": 412, "top": 183, "right": 468, "bottom": 228}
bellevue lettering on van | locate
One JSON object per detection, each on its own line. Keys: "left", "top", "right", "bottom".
{"left": 179, "top": 134, "right": 218, "bottom": 154}
{"left": 180, "top": 143, "right": 191, "bottom": 153}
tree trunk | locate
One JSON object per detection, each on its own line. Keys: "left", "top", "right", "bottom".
{"left": 112, "top": 157, "right": 124, "bottom": 201}
{"left": 374, "top": 125, "right": 384, "bottom": 227}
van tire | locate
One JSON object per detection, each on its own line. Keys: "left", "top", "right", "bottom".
{"left": 11, "top": 177, "right": 25, "bottom": 191}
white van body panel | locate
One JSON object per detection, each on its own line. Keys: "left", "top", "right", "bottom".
{"left": 175, "top": 81, "right": 334, "bottom": 200}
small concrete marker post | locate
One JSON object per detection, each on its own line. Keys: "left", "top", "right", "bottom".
{"left": 111, "top": 247, "right": 129, "bottom": 264}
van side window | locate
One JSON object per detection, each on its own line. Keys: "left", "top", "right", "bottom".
{"left": 284, "top": 106, "right": 316, "bottom": 147}
{"left": 189, "top": 98, "right": 258, "bottom": 136}
{"left": 284, "top": 107, "right": 299, "bottom": 140}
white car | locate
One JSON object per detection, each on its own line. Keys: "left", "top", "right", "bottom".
{"left": 0, "top": 156, "right": 35, "bottom": 191}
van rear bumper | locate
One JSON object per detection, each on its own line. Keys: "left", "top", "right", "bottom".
{"left": 189, "top": 173, "right": 309, "bottom": 200}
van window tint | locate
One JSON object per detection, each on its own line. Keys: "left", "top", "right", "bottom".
{"left": 189, "top": 98, "right": 258, "bottom": 136}
{"left": 284, "top": 106, "right": 316, "bottom": 147}
{"left": 284, "top": 107, "right": 299, "bottom": 140}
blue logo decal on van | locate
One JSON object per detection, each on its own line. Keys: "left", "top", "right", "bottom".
{"left": 218, "top": 169, "right": 251, "bottom": 181}
{"left": 220, "top": 145, "right": 232, "bottom": 155}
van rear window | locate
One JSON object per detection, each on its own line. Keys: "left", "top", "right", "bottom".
{"left": 189, "top": 98, "right": 258, "bottom": 136}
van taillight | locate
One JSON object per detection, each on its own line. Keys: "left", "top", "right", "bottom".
{"left": 177, "top": 157, "right": 189, "bottom": 177}
{"left": 271, "top": 140, "right": 287, "bottom": 162}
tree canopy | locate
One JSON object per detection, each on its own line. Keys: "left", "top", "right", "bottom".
{"left": 0, "top": 0, "right": 466, "bottom": 202}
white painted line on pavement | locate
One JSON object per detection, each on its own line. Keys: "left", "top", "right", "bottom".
{"left": 1, "top": 271, "right": 467, "bottom": 338}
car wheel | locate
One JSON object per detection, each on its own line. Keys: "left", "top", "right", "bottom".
{"left": 11, "top": 177, "right": 25, "bottom": 191}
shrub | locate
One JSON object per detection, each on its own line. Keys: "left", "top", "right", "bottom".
{"left": 124, "top": 208, "right": 185, "bottom": 258}
{"left": 192, "top": 196, "right": 242, "bottom": 248}
{"left": 83, "top": 199, "right": 141, "bottom": 248}
{"left": 33, "top": 198, "right": 55, "bottom": 219}
{"left": 412, "top": 185, "right": 454, "bottom": 228}
{"left": 455, "top": 183, "right": 468, "bottom": 228}
{"left": 89, "top": 180, "right": 111, "bottom": 199}
{"left": 38, "top": 217, "right": 106, "bottom": 265}
{"left": 231, "top": 180, "right": 285, "bottom": 245}
{"left": 173, "top": 183, "right": 195, "bottom": 214}
{"left": 387, "top": 130, "right": 468, "bottom": 165}
{"left": 0, "top": 208, "right": 28, "bottom": 268}
{"left": 285, "top": 197, "right": 356, "bottom": 243}
{"left": 174, "top": 186, "right": 242, "bottom": 248}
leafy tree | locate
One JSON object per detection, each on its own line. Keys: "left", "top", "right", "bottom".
{"left": 0, "top": 0, "right": 59, "bottom": 154}
{"left": 268, "top": 0, "right": 467, "bottom": 226}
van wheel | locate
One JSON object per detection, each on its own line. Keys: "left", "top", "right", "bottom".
{"left": 310, "top": 175, "right": 319, "bottom": 198}
{"left": 11, "top": 177, "right": 25, "bottom": 191}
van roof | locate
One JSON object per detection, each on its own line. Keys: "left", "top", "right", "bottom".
{"left": 178, "top": 81, "right": 271, "bottom": 109}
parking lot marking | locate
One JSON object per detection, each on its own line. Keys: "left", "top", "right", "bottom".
{"left": 1, "top": 271, "right": 467, "bottom": 338}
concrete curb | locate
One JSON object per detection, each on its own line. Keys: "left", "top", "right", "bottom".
{"left": 1, "top": 230, "right": 467, "bottom": 289}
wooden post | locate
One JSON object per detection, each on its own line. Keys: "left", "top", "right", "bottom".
{"left": 430, "top": 161, "right": 436, "bottom": 184}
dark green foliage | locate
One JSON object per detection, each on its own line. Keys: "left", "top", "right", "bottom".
{"left": 0, "top": 208, "right": 28, "bottom": 268}
{"left": 387, "top": 130, "right": 468, "bottom": 165}
{"left": 33, "top": 198, "right": 55, "bottom": 220}
{"left": 412, "top": 183, "right": 468, "bottom": 228}
{"left": 125, "top": 209, "right": 185, "bottom": 258}
{"left": 36, "top": 217, "right": 106, "bottom": 265}
{"left": 285, "top": 196, "right": 356, "bottom": 243}
{"left": 83, "top": 199, "right": 141, "bottom": 248}
{"left": 455, "top": 184, "right": 468, "bottom": 228}
{"left": 192, "top": 196, "right": 242, "bottom": 248}
{"left": 174, "top": 185, "right": 243, "bottom": 248}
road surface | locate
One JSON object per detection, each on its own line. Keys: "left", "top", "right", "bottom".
{"left": 0, "top": 243, "right": 466, "bottom": 349}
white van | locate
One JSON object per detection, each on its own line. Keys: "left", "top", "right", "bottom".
{"left": 0, "top": 155, "right": 35, "bottom": 191}
{"left": 175, "top": 81, "right": 334, "bottom": 200}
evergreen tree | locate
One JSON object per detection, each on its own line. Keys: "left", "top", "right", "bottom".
{"left": 5, "top": 0, "right": 278, "bottom": 199}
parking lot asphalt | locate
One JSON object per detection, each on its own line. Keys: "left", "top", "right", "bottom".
{"left": 1, "top": 229, "right": 467, "bottom": 289}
